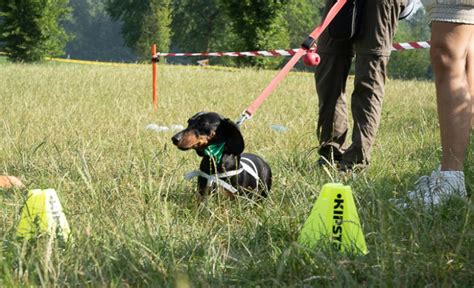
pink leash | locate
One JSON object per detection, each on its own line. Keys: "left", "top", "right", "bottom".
{"left": 236, "top": 0, "right": 347, "bottom": 126}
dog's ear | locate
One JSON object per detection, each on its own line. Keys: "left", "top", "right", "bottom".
{"left": 220, "top": 117, "right": 244, "bottom": 155}
{"left": 195, "top": 149, "right": 205, "bottom": 157}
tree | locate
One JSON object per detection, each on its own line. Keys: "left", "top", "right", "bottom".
{"left": 168, "top": 0, "right": 325, "bottom": 68}
{"left": 0, "top": 0, "right": 71, "bottom": 62}
{"left": 286, "top": 0, "right": 324, "bottom": 48}
{"left": 106, "top": 0, "right": 171, "bottom": 60}
{"left": 171, "top": 0, "right": 228, "bottom": 53}
{"left": 64, "top": 0, "right": 135, "bottom": 62}
{"left": 222, "top": 0, "right": 290, "bottom": 68}
{"left": 170, "top": 0, "right": 234, "bottom": 65}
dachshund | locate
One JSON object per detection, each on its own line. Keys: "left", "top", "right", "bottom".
{"left": 0, "top": 175, "right": 24, "bottom": 189}
{"left": 171, "top": 112, "right": 272, "bottom": 199}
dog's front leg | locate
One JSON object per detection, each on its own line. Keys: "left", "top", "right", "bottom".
{"left": 222, "top": 188, "right": 236, "bottom": 200}
{"left": 197, "top": 176, "right": 210, "bottom": 200}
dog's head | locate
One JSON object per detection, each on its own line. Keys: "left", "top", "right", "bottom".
{"left": 171, "top": 112, "right": 244, "bottom": 156}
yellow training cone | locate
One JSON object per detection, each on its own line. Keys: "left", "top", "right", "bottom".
{"left": 298, "top": 183, "right": 368, "bottom": 255}
{"left": 17, "top": 189, "right": 71, "bottom": 242}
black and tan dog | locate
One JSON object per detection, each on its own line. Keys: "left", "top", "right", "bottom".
{"left": 171, "top": 112, "right": 272, "bottom": 199}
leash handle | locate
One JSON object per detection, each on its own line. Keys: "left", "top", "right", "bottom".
{"left": 239, "top": 0, "right": 347, "bottom": 125}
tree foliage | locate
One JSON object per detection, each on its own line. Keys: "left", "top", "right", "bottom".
{"left": 64, "top": 0, "right": 135, "bottom": 61}
{"left": 222, "top": 0, "right": 290, "bottom": 68}
{"left": 171, "top": 0, "right": 230, "bottom": 52}
{"left": 286, "top": 0, "right": 324, "bottom": 48}
{"left": 0, "top": 0, "right": 71, "bottom": 62}
{"left": 106, "top": 0, "right": 171, "bottom": 60}
{"left": 170, "top": 0, "right": 236, "bottom": 66}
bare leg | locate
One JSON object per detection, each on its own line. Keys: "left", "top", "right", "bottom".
{"left": 468, "top": 34, "right": 474, "bottom": 128}
{"left": 430, "top": 21, "right": 474, "bottom": 171}
{"left": 401, "top": 21, "right": 471, "bottom": 206}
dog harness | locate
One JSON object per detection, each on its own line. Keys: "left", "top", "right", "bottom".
{"left": 184, "top": 156, "right": 260, "bottom": 194}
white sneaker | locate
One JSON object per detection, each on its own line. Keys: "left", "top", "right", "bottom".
{"left": 405, "top": 167, "right": 467, "bottom": 207}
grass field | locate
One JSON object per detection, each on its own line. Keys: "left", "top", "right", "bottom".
{"left": 0, "top": 60, "right": 473, "bottom": 287}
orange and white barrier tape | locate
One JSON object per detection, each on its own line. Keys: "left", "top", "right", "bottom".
{"left": 154, "top": 41, "right": 431, "bottom": 58}
{"left": 155, "top": 49, "right": 300, "bottom": 58}
{"left": 392, "top": 41, "right": 431, "bottom": 51}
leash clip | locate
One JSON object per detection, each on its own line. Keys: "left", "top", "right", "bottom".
{"left": 301, "top": 36, "right": 317, "bottom": 50}
{"left": 236, "top": 110, "right": 252, "bottom": 126}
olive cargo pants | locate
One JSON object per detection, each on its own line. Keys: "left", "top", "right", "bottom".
{"left": 315, "top": 0, "right": 406, "bottom": 165}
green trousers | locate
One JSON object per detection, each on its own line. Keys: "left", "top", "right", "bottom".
{"left": 315, "top": 0, "right": 406, "bottom": 164}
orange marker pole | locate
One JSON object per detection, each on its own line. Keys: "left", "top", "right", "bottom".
{"left": 152, "top": 44, "right": 158, "bottom": 111}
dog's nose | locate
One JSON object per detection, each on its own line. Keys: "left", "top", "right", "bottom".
{"left": 171, "top": 134, "right": 181, "bottom": 145}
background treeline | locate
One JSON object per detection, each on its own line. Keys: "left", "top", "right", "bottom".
{"left": 0, "top": 0, "right": 431, "bottom": 78}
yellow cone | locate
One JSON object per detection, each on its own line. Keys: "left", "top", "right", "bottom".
{"left": 298, "top": 183, "right": 368, "bottom": 255}
{"left": 17, "top": 189, "right": 71, "bottom": 242}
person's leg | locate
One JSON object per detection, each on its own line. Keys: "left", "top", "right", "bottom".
{"left": 403, "top": 22, "right": 472, "bottom": 206}
{"left": 341, "top": 0, "right": 402, "bottom": 167}
{"left": 467, "top": 33, "right": 474, "bottom": 128}
{"left": 315, "top": 52, "right": 353, "bottom": 161}
{"left": 430, "top": 21, "right": 474, "bottom": 171}
{"left": 314, "top": 1, "right": 354, "bottom": 162}
{"left": 342, "top": 54, "right": 389, "bottom": 165}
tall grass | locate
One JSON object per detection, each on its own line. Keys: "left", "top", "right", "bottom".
{"left": 0, "top": 61, "right": 472, "bottom": 286}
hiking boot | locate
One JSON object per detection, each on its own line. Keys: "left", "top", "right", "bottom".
{"left": 337, "top": 160, "right": 368, "bottom": 173}
{"left": 316, "top": 155, "right": 342, "bottom": 167}
{"left": 317, "top": 146, "right": 343, "bottom": 167}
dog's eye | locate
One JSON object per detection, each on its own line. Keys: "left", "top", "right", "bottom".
{"left": 200, "top": 127, "right": 211, "bottom": 135}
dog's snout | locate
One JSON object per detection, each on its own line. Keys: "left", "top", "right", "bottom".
{"left": 171, "top": 134, "right": 181, "bottom": 145}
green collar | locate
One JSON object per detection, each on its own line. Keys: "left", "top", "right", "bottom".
{"left": 204, "top": 143, "right": 225, "bottom": 164}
